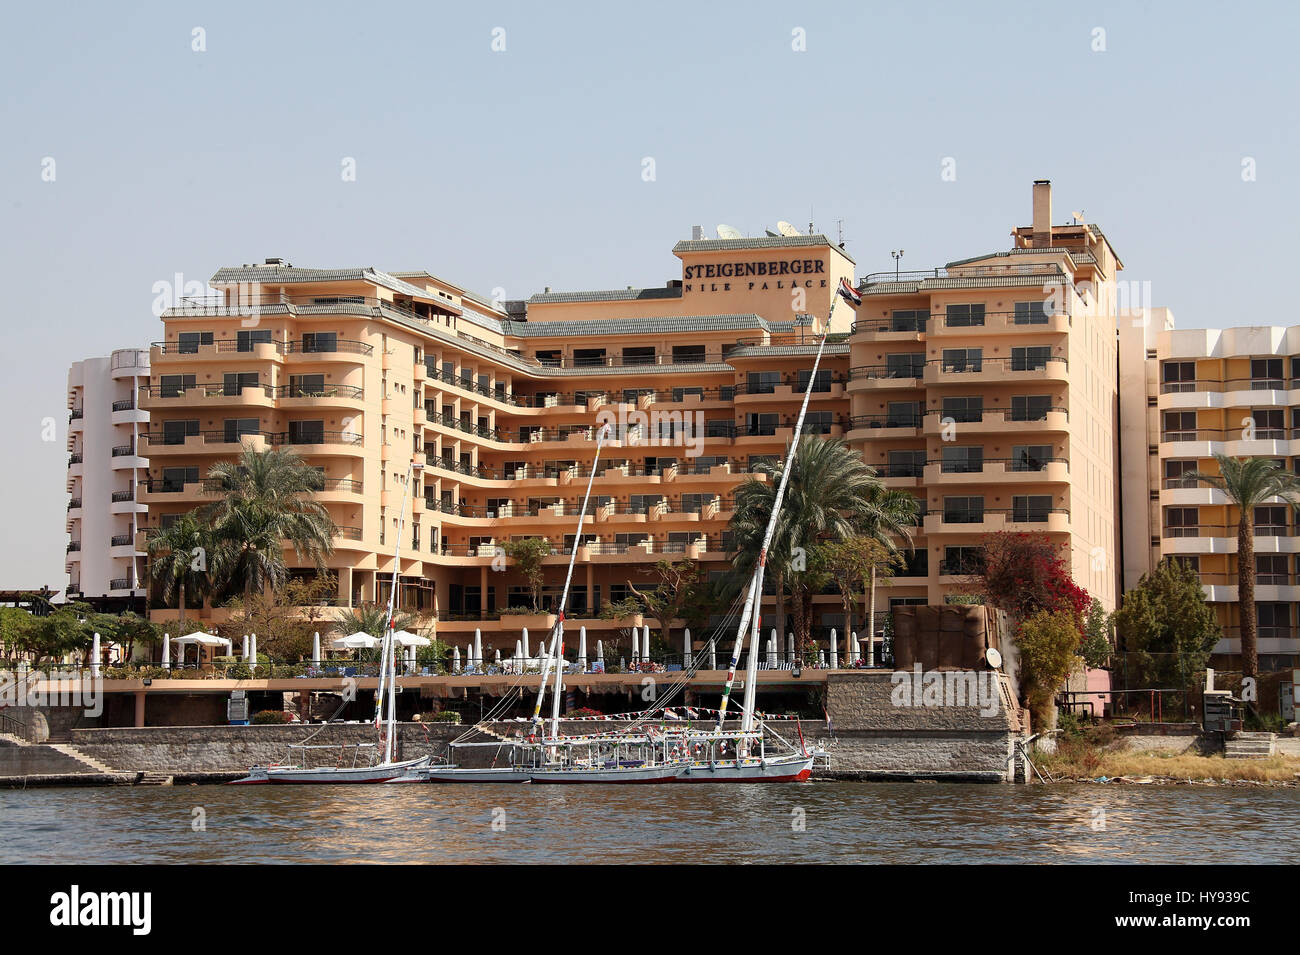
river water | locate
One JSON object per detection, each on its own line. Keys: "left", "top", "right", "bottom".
{"left": 2, "top": 782, "right": 1294, "bottom": 864}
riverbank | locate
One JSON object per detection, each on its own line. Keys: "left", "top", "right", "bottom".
{"left": 1037, "top": 727, "right": 1300, "bottom": 786}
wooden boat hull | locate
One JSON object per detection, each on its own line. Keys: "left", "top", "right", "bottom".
{"left": 231, "top": 755, "right": 431, "bottom": 785}
{"left": 402, "top": 766, "right": 533, "bottom": 784}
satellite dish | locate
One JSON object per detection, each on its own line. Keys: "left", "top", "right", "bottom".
{"left": 716, "top": 224, "right": 742, "bottom": 240}
{"left": 777, "top": 220, "right": 801, "bottom": 237}
{"left": 985, "top": 647, "right": 1003, "bottom": 669}
{"left": 1071, "top": 210, "right": 1085, "bottom": 224}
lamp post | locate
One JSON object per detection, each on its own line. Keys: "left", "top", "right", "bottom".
{"left": 891, "top": 249, "right": 904, "bottom": 280}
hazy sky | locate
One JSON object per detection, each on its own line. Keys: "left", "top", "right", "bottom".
{"left": 3, "top": 1, "right": 1298, "bottom": 590}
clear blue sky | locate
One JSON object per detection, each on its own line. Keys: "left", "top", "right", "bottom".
{"left": 3, "top": 0, "right": 1297, "bottom": 589}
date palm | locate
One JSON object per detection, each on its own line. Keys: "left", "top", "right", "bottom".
{"left": 146, "top": 510, "right": 211, "bottom": 622}
{"left": 203, "top": 446, "right": 338, "bottom": 602}
{"left": 853, "top": 484, "right": 919, "bottom": 650}
{"left": 1189, "top": 454, "right": 1300, "bottom": 679}
{"left": 729, "top": 435, "right": 886, "bottom": 645}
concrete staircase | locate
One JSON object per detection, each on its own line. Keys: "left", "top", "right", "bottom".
{"left": 136, "top": 772, "right": 173, "bottom": 786}
{"left": 1225, "top": 732, "right": 1277, "bottom": 759}
{"left": 44, "top": 742, "right": 118, "bottom": 775}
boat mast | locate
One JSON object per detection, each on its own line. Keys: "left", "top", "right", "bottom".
{"left": 715, "top": 300, "right": 837, "bottom": 732}
{"left": 378, "top": 455, "right": 422, "bottom": 765}
{"left": 530, "top": 424, "right": 612, "bottom": 738}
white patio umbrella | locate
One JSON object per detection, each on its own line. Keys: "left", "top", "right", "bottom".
{"left": 707, "top": 639, "right": 716, "bottom": 671}
{"left": 312, "top": 631, "right": 321, "bottom": 664}
{"left": 522, "top": 628, "right": 530, "bottom": 660}
{"left": 683, "top": 627, "right": 692, "bottom": 669}
{"left": 642, "top": 625, "right": 651, "bottom": 663}
{"left": 473, "top": 628, "right": 483, "bottom": 667}
{"left": 514, "top": 638, "right": 523, "bottom": 661}
{"left": 90, "top": 632, "right": 101, "bottom": 678}
{"left": 173, "top": 632, "right": 233, "bottom": 667}
{"left": 242, "top": 633, "right": 251, "bottom": 662}
{"left": 787, "top": 632, "right": 795, "bottom": 666}
{"left": 494, "top": 648, "right": 502, "bottom": 665}
{"left": 161, "top": 632, "right": 171, "bottom": 670}
{"left": 250, "top": 633, "right": 258, "bottom": 671}
{"left": 453, "top": 646, "right": 462, "bottom": 673}
{"left": 818, "top": 649, "right": 827, "bottom": 668}
{"left": 390, "top": 630, "right": 430, "bottom": 648}
{"left": 830, "top": 628, "right": 839, "bottom": 669}
{"left": 596, "top": 639, "right": 605, "bottom": 667}
{"left": 332, "top": 633, "right": 381, "bottom": 650}
{"left": 850, "top": 631, "right": 861, "bottom": 664}
{"left": 578, "top": 626, "right": 588, "bottom": 671}
{"left": 767, "top": 632, "right": 778, "bottom": 667}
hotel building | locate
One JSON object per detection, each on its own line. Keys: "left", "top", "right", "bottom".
{"left": 66, "top": 349, "right": 151, "bottom": 608}
{"left": 135, "top": 181, "right": 1124, "bottom": 654}
{"left": 1121, "top": 321, "right": 1300, "bottom": 669}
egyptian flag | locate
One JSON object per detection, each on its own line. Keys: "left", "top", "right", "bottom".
{"left": 837, "top": 277, "right": 862, "bottom": 306}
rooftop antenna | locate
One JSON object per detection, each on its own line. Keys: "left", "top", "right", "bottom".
{"left": 808, "top": 207, "right": 815, "bottom": 235}
{"left": 836, "top": 218, "right": 845, "bottom": 247}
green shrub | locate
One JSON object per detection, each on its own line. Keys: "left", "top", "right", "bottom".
{"left": 417, "top": 710, "right": 461, "bottom": 723}
{"left": 252, "top": 709, "right": 294, "bottom": 724}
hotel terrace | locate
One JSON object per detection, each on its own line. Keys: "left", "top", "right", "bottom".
{"left": 124, "top": 181, "right": 1126, "bottom": 657}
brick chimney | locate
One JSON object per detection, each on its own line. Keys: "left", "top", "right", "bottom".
{"left": 1031, "top": 180, "right": 1052, "bottom": 248}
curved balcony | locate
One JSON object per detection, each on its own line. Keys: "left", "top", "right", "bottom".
{"left": 847, "top": 365, "right": 923, "bottom": 392}
{"left": 921, "top": 407, "right": 1069, "bottom": 436}
{"left": 921, "top": 458, "right": 1069, "bottom": 486}
{"left": 924, "top": 310, "right": 1071, "bottom": 338}
{"left": 923, "top": 355, "right": 1069, "bottom": 386}
{"left": 139, "top": 382, "right": 278, "bottom": 410}
{"left": 924, "top": 507, "right": 1070, "bottom": 536}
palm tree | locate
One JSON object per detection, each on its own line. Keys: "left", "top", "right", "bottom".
{"left": 335, "top": 602, "right": 418, "bottom": 636}
{"left": 855, "top": 483, "right": 919, "bottom": 650}
{"left": 729, "top": 435, "right": 885, "bottom": 645}
{"left": 1189, "top": 453, "right": 1300, "bottom": 679}
{"left": 202, "top": 446, "right": 338, "bottom": 603}
{"left": 146, "top": 511, "right": 211, "bottom": 623}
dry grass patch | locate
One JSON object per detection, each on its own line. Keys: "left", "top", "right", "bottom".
{"left": 1039, "top": 734, "right": 1300, "bottom": 783}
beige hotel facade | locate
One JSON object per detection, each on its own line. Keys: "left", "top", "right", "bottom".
{"left": 92, "top": 180, "right": 1292, "bottom": 670}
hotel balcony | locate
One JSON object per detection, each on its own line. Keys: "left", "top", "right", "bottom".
{"left": 924, "top": 310, "right": 1071, "bottom": 338}
{"left": 1161, "top": 524, "right": 1300, "bottom": 555}
{"left": 140, "top": 382, "right": 277, "bottom": 410}
{"left": 924, "top": 507, "right": 1071, "bottom": 536}
{"left": 140, "top": 430, "right": 277, "bottom": 455}
{"left": 848, "top": 317, "right": 925, "bottom": 343}
{"left": 921, "top": 407, "right": 1069, "bottom": 437}
{"left": 1157, "top": 426, "right": 1299, "bottom": 460}
{"left": 110, "top": 397, "right": 148, "bottom": 426}
{"left": 922, "top": 355, "right": 1069, "bottom": 386}
{"left": 150, "top": 339, "right": 284, "bottom": 364}
{"left": 921, "top": 458, "right": 1069, "bottom": 486}
{"left": 846, "top": 365, "right": 923, "bottom": 393}
{"left": 1157, "top": 376, "right": 1300, "bottom": 411}
{"left": 847, "top": 413, "right": 922, "bottom": 441}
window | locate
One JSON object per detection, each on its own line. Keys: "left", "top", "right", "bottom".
{"left": 942, "top": 446, "right": 983, "bottom": 473}
{"left": 673, "top": 386, "right": 705, "bottom": 401}
{"left": 942, "top": 396, "right": 983, "bottom": 423}
{"left": 801, "top": 412, "right": 833, "bottom": 435}
{"left": 1251, "top": 408, "right": 1285, "bottom": 439}
{"left": 1161, "top": 361, "right": 1196, "bottom": 392}
{"left": 1163, "top": 459, "right": 1198, "bottom": 488}
{"left": 1011, "top": 346, "right": 1051, "bottom": 371}
{"left": 1257, "top": 602, "right": 1291, "bottom": 638}
{"left": 1010, "top": 395, "right": 1052, "bottom": 421}
{"left": 288, "top": 374, "right": 326, "bottom": 397}
{"left": 1013, "top": 301, "right": 1050, "bottom": 325}
{"left": 236, "top": 329, "right": 272, "bottom": 351}
{"left": 887, "top": 402, "right": 921, "bottom": 427}
{"left": 943, "top": 496, "right": 984, "bottom": 523}
{"left": 301, "top": 332, "right": 338, "bottom": 353}
{"left": 672, "top": 344, "right": 706, "bottom": 364}
{"left": 945, "top": 304, "right": 985, "bottom": 327}
{"left": 943, "top": 546, "right": 984, "bottom": 575}
{"left": 886, "top": 450, "right": 925, "bottom": 478}
{"left": 1163, "top": 506, "right": 1199, "bottom": 537}
{"left": 798, "top": 369, "right": 832, "bottom": 392}
{"left": 1012, "top": 495, "right": 1053, "bottom": 522}
{"left": 1162, "top": 411, "right": 1198, "bottom": 441}
{"left": 746, "top": 413, "right": 778, "bottom": 436}
{"left": 747, "top": 371, "right": 780, "bottom": 394}
{"left": 159, "top": 374, "right": 195, "bottom": 398}
{"left": 1011, "top": 445, "right": 1053, "bottom": 472}
{"left": 223, "top": 372, "right": 258, "bottom": 396}
{"left": 941, "top": 348, "right": 982, "bottom": 373}
{"left": 1251, "top": 358, "right": 1283, "bottom": 389}
{"left": 161, "top": 419, "right": 199, "bottom": 445}
{"left": 705, "top": 419, "right": 735, "bottom": 438}
{"left": 1255, "top": 505, "right": 1288, "bottom": 536}
{"left": 287, "top": 420, "right": 325, "bottom": 444}
{"left": 177, "top": 331, "right": 213, "bottom": 354}
{"left": 622, "top": 346, "right": 656, "bottom": 366}
{"left": 680, "top": 493, "right": 716, "bottom": 513}
{"left": 573, "top": 348, "right": 606, "bottom": 366}
{"left": 224, "top": 418, "right": 260, "bottom": 443}
{"left": 890, "top": 309, "right": 927, "bottom": 332}
{"left": 886, "top": 353, "right": 925, "bottom": 378}
{"left": 161, "top": 466, "right": 198, "bottom": 492}
{"left": 1256, "top": 555, "right": 1289, "bottom": 585}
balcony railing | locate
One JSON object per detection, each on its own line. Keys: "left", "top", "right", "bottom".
{"left": 934, "top": 355, "right": 1068, "bottom": 373}
{"left": 151, "top": 338, "right": 375, "bottom": 357}
{"left": 938, "top": 507, "right": 1069, "bottom": 524}
{"left": 108, "top": 578, "right": 132, "bottom": 591}
{"left": 922, "top": 406, "right": 1069, "bottom": 424}
{"left": 111, "top": 398, "right": 136, "bottom": 412}
{"left": 110, "top": 534, "right": 133, "bottom": 546}
{"left": 849, "top": 364, "right": 923, "bottom": 382}
{"left": 1160, "top": 426, "right": 1292, "bottom": 442}
{"left": 110, "top": 490, "right": 134, "bottom": 503}
{"left": 67, "top": 498, "right": 82, "bottom": 509}
{"left": 68, "top": 453, "right": 83, "bottom": 465}
{"left": 111, "top": 444, "right": 135, "bottom": 457}
{"left": 849, "top": 414, "right": 923, "bottom": 429}
{"left": 140, "top": 430, "right": 362, "bottom": 448}
{"left": 1159, "top": 376, "right": 1300, "bottom": 394}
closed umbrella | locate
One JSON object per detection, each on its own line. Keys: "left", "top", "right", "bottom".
{"left": 578, "top": 626, "right": 588, "bottom": 671}
{"left": 707, "top": 639, "right": 716, "bottom": 671}
{"left": 522, "top": 627, "right": 530, "bottom": 661}
{"left": 494, "top": 648, "right": 502, "bottom": 666}
{"left": 162, "top": 632, "right": 171, "bottom": 670}
{"left": 596, "top": 639, "right": 605, "bottom": 665}
{"left": 683, "top": 627, "right": 692, "bottom": 669}
{"left": 767, "top": 632, "right": 777, "bottom": 667}
{"left": 250, "top": 634, "right": 258, "bottom": 673}
{"left": 453, "top": 646, "right": 461, "bottom": 673}
{"left": 850, "top": 631, "right": 860, "bottom": 665}
{"left": 787, "top": 632, "right": 795, "bottom": 666}
{"left": 818, "top": 649, "right": 827, "bottom": 668}
{"left": 643, "top": 625, "right": 651, "bottom": 664}
{"left": 830, "top": 628, "right": 839, "bottom": 669}
{"left": 243, "top": 634, "right": 251, "bottom": 662}
{"left": 312, "top": 631, "right": 321, "bottom": 665}
{"left": 473, "top": 628, "right": 483, "bottom": 668}
{"left": 90, "top": 632, "right": 101, "bottom": 678}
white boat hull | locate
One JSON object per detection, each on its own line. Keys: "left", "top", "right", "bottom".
{"left": 675, "top": 754, "right": 815, "bottom": 782}
{"left": 403, "top": 765, "right": 533, "bottom": 784}
{"left": 231, "top": 755, "right": 431, "bottom": 785}
{"left": 528, "top": 763, "right": 686, "bottom": 784}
